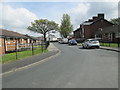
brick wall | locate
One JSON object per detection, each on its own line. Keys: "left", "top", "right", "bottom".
{"left": 84, "top": 19, "right": 113, "bottom": 38}
{"left": 84, "top": 25, "right": 91, "bottom": 39}
{"left": 0, "top": 38, "right": 29, "bottom": 54}
{"left": 5, "top": 38, "right": 16, "bottom": 51}
{"left": 0, "top": 38, "right": 5, "bottom": 54}
{"left": 92, "top": 20, "right": 113, "bottom": 37}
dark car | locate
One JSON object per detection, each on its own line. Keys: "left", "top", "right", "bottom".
{"left": 69, "top": 39, "right": 77, "bottom": 45}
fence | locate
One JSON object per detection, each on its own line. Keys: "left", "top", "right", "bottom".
{"left": 99, "top": 39, "right": 120, "bottom": 47}
{"left": 3, "top": 41, "right": 50, "bottom": 61}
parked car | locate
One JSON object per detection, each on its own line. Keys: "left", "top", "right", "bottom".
{"left": 82, "top": 39, "right": 100, "bottom": 48}
{"left": 58, "top": 40, "right": 63, "bottom": 43}
{"left": 69, "top": 39, "right": 77, "bottom": 45}
{"left": 59, "top": 38, "right": 68, "bottom": 44}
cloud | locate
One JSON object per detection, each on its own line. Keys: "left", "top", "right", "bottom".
{"left": 118, "top": 2, "right": 120, "bottom": 17}
{"left": 67, "top": 2, "right": 118, "bottom": 30}
{"left": 88, "top": 2, "right": 118, "bottom": 20}
{"left": 0, "top": 2, "right": 118, "bottom": 37}
{"left": 0, "top": 25, "right": 3, "bottom": 28}
{"left": 107, "top": 9, "right": 118, "bottom": 20}
{"left": 68, "top": 3, "right": 90, "bottom": 29}
{"left": 0, "top": 5, "right": 39, "bottom": 36}
{"left": 70, "top": 3, "right": 90, "bottom": 15}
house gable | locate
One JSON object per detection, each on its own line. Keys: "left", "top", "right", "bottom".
{"left": 91, "top": 18, "right": 114, "bottom": 26}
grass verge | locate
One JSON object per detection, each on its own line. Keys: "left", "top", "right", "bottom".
{"left": 100, "top": 43, "right": 120, "bottom": 47}
{"left": 1, "top": 48, "right": 48, "bottom": 64}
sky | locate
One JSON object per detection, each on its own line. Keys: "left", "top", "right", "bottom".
{"left": 0, "top": 1, "right": 119, "bottom": 37}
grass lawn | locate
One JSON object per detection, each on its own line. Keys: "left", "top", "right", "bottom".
{"left": 1, "top": 48, "right": 48, "bottom": 64}
{"left": 100, "top": 43, "right": 120, "bottom": 47}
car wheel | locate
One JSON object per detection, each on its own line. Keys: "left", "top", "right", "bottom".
{"left": 86, "top": 45, "right": 89, "bottom": 49}
{"left": 97, "top": 46, "right": 100, "bottom": 49}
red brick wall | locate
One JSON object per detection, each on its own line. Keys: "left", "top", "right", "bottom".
{"left": 84, "top": 19, "right": 113, "bottom": 38}
{"left": 0, "top": 38, "right": 30, "bottom": 54}
{"left": 5, "top": 38, "right": 16, "bottom": 51}
{"left": 84, "top": 25, "right": 91, "bottom": 39}
{"left": 91, "top": 20, "right": 113, "bottom": 38}
{"left": 0, "top": 38, "right": 5, "bottom": 54}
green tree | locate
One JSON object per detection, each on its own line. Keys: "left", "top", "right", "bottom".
{"left": 110, "top": 18, "right": 120, "bottom": 25}
{"left": 60, "top": 14, "right": 73, "bottom": 38}
{"left": 27, "top": 19, "right": 59, "bottom": 42}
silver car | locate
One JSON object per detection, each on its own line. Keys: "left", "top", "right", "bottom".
{"left": 82, "top": 39, "right": 100, "bottom": 48}
{"left": 58, "top": 38, "right": 68, "bottom": 44}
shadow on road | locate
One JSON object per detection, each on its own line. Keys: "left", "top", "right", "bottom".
{"left": 78, "top": 47, "right": 100, "bottom": 50}
{"left": 66, "top": 45, "right": 78, "bottom": 46}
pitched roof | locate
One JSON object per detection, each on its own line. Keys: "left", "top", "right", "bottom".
{"left": 74, "top": 28, "right": 82, "bottom": 32}
{"left": 91, "top": 18, "right": 114, "bottom": 25}
{"left": 82, "top": 22, "right": 93, "bottom": 25}
{"left": 0, "top": 29, "right": 28, "bottom": 38}
{"left": 82, "top": 18, "right": 113, "bottom": 25}
{"left": 37, "top": 36, "right": 44, "bottom": 40}
{"left": 25, "top": 34, "right": 39, "bottom": 40}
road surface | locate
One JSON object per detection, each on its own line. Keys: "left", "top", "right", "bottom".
{"left": 2, "top": 43, "right": 118, "bottom": 88}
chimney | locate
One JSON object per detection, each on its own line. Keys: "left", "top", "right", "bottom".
{"left": 92, "top": 16, "right": 98, "bottom": 21}
{"left": 80, "top": 24, "right": 82, "bottom": 28}
{"left": 98, "top": 13, "right": 104, "bottom": 19}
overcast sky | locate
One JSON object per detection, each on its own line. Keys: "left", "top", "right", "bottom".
{"left": 0, "top": 1, "right": 119, "bottom": 37}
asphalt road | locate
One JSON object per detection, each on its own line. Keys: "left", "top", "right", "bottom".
{"left": 2, "top": 43, "right": 118, "bottom": 88}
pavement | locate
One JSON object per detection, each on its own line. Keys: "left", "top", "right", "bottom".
{"left": 47, "top": 43, "right": 59, "bottom": 51}
{"left": 2, "top": 43, "right": 60, "bottom": 74}
{"left": 100, "top": 46, "right": 120, "bottom": 52}
{"left": 77, "top": 43, "right": 120, "bottom": 52}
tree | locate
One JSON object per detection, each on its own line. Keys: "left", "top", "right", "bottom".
{"left": 60, "top": 14, "right": 73, "bottom": 38}
{"left": 27, "top": 19, "right": 59, "bottom": 42}
{"left": 110, "top": 18, "right": 120, "bottom": 25}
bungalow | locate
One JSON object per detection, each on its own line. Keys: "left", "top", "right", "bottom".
{"left": 25, "top": 34, "right": 40, "bottom": 44}
{"left": 0, "top": 29, "right": 29, "bottom": 54}
{"left": 74, "top": 13, "right": 114, "bottom": 42}
{"left": 0, "top": 29, "right": 39, "bottom": 54}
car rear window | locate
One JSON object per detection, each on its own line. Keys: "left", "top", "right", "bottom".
{"left": 72, "top": 40, "right": 76, "bottom": 41}
{"left": 90, "top": 40, "right": 98, "bottom": 42}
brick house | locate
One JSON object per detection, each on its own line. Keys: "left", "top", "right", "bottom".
{"left": 95, "top": 25, "right": 120, "bottom": 43}
{"left": 74, "top": 28, "right": 82, "bottom": 39}
{"left": 74, "top": 13, "right": 114, "bottom": 42}
{"left": 0, "top": 29, "right": 29, "bottom": 54}
{"left": 0, "top": 29, "right": 39, "bottom": 54}
{"left": 73, "top": 28, "right": 84, "bottom": 42}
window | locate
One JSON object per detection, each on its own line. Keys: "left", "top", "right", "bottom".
{"left": 7, "top": 39, "right": 10, "bottom": 44}
{"left": 13, "top": 39, "right": 16, "bottom": 43}
{"left": 0, "top": 40, "right": 1, "bottom": 47}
